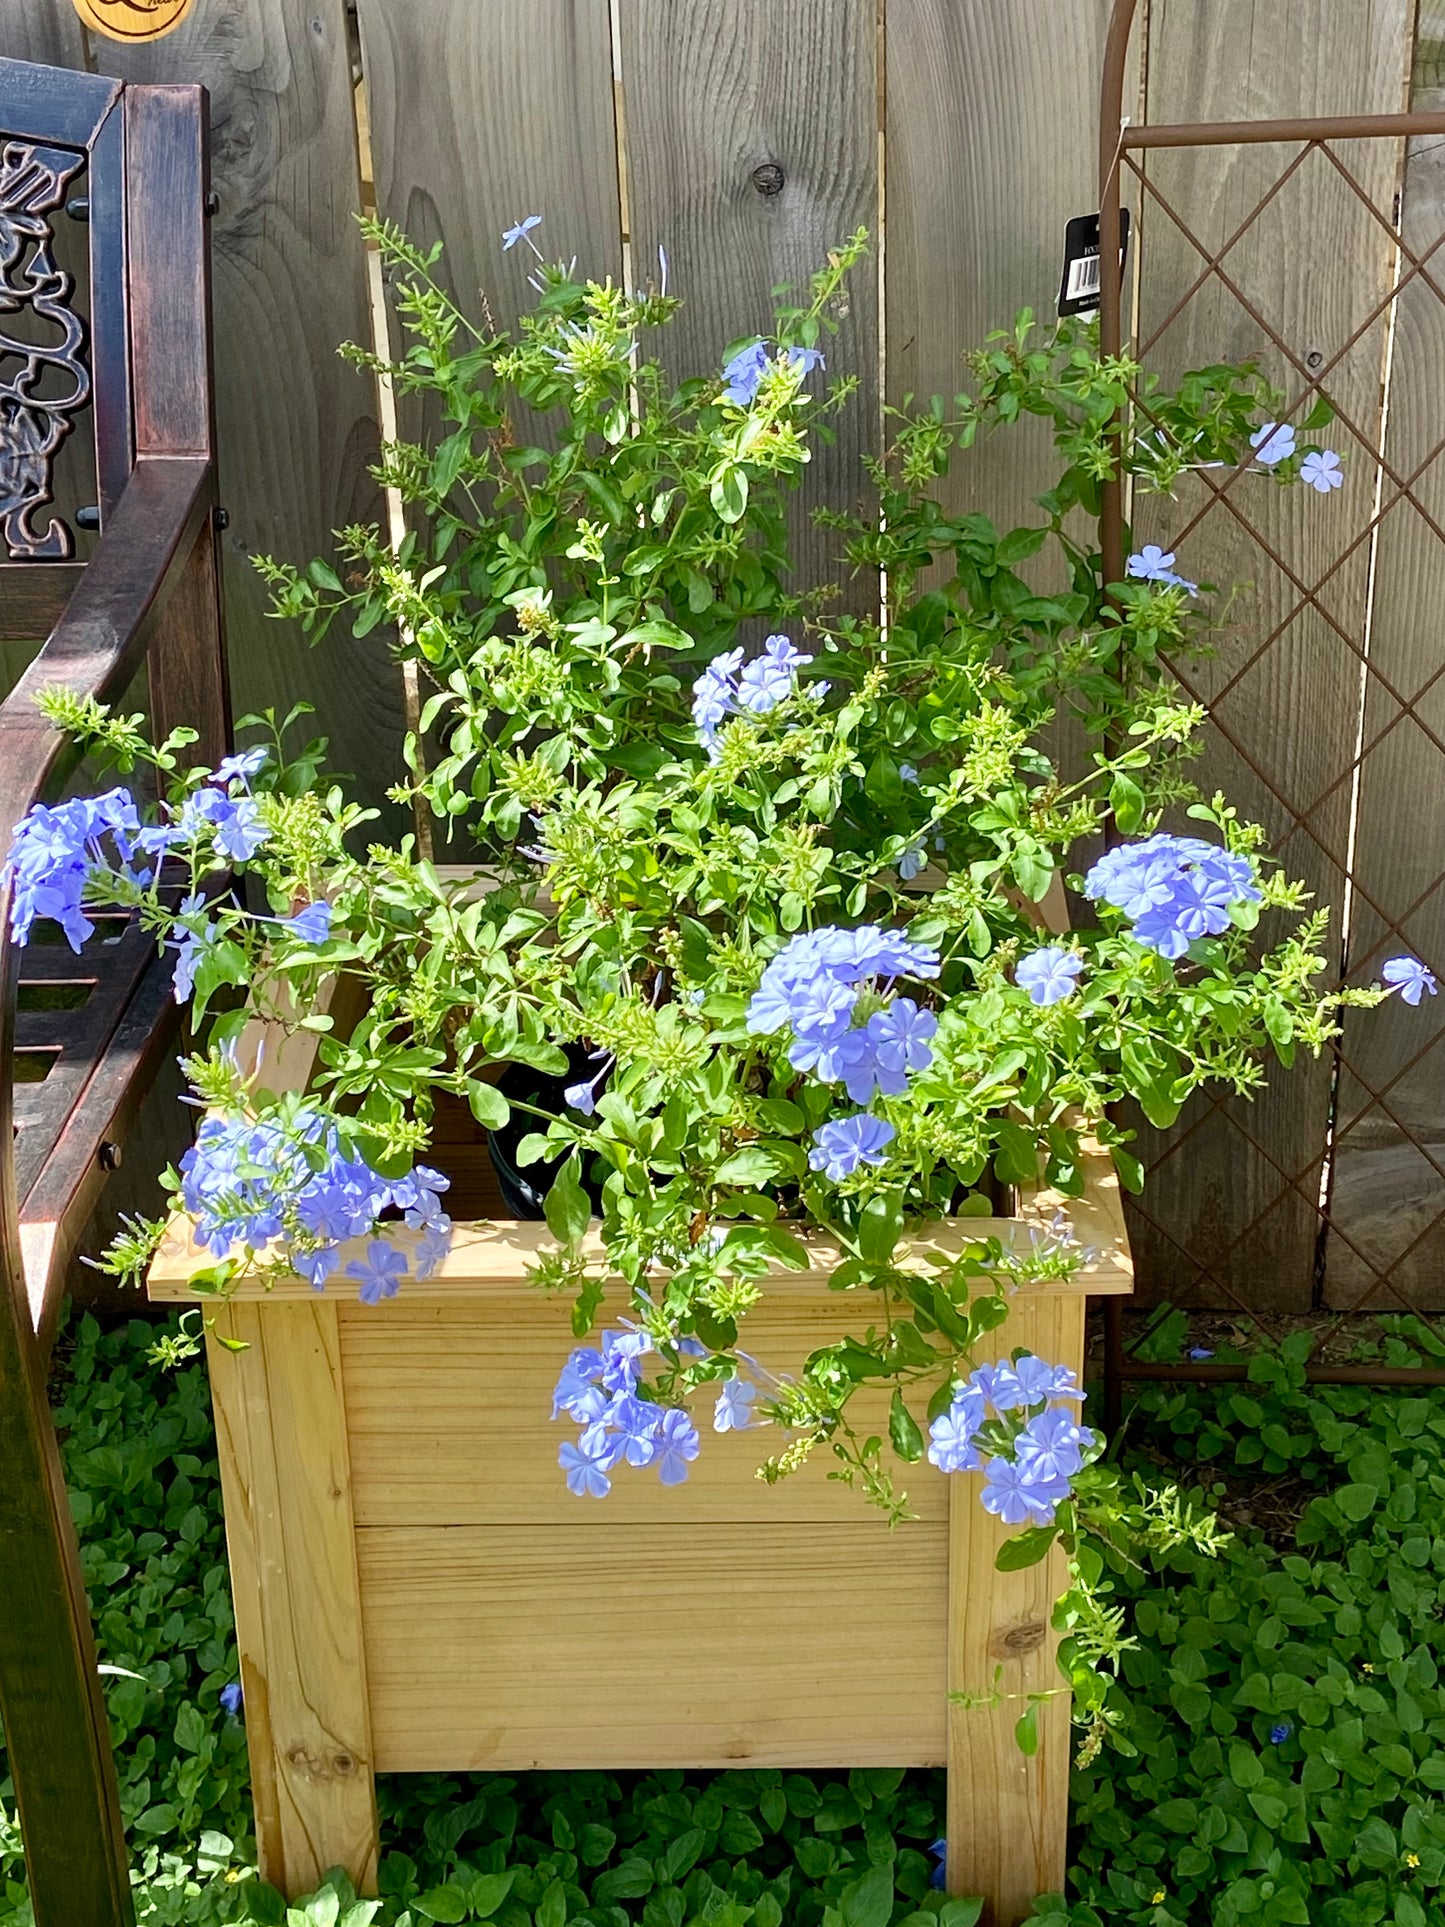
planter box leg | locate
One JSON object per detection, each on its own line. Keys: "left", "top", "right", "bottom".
{"left": 946, "top": 1296, "right": 1085, "bottom": 1927}
{"left": 205, "top": 1302, "right": 379, "bottom": 1896}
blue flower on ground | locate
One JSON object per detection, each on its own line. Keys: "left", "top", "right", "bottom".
{"left": 214, "top": 747, "right": 268, "bottom": 788}
{"left": 219, "top": 1682, "right": 243, "bottom": 1717}
{"left": 1251, "top": 421, "right": 1296, "bottom": 467}
{"left": 980, "top": 1455, "right": 1070, "bottom": 1525}
{"left": 1017, "top": 946, "right": 1083, "bottom": 1006}
{"left": 808, "top": 1113, "right": 896, "bottom": 1181}
{"left": 714, "top": 1378, "right": 759, "bottom": 1432}
{"left": 1188, "top": 1345, "right": 1215, "bottom": 1361}
{"left": 345, "top": 1238, "right": 409, "bottom": 1306}
{"left": 653, "top": 1407, "right": 701, "bottom": 1485}
{"left": 1383, "top": 956, "right": 1438, "bottom": 1005}
{"left": 721, "top": 339, "right": 769, "bottom": 405}
{"left": 501, "top": 213, "right": 543, "bottom": 252}
{"left": 559, "top": 1433, "right": 614, "bottom": 1499}
{"left": 281, "top": 901, "right": 332, "bottom": 946}
{"left": 1300, "top": 448, "right": 1343, "bottom": 493}
{"left": 1269, "top": 1722, "right": 1292, "bottom": 1745}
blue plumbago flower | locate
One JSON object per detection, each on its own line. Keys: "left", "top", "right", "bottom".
{"left": 927, "top": 1841, "right": 947, "bottom": 1892}
{"left": 1084, "top": 833, "right": 1260, "bottom": 959}
{"left": 1126, "top": 544, "right": 1198, "bottom": 596}
{"left": 564, "top": 1051, "right": 614, "bottom": 1116}
{"left": 552, "top": 1345, "right": 606, "bottom": 1418}
{"left": 1269, "top": 1722, "right": 1292, "bottom": 1745}
{"left": 170, "top": 892, "right": 217, "bottom": 1005}
{"left": 1016, "top": 946, "right": 1083, "bottom": 1007}
{"left": 808, "top": 1112, "right": 896, "bottom": 1181}
{"left": 559, "top": 1432, "right": 614, "bottom": 1499}
{"left": 1251, "top": 420, "right": 1296, "bottom": 467}
{"left": 714, "top": 1377, "right": 759, "bottom": 1432}
{"left": 866, "top": 998, "right": 938, "bottom": 1080}
{"left": 721, "top": 339, "right": 770, "bottom": 405}
{"left": 1300, "top": 448, "right": 1343, "bottom": 493}
{"left": 750, "top": 927, "right": 941, "bottom": 1103}
{"left": 598, "top": 1327, "right": 653, "bottom": 1395}
{"left": 5, "top": 789, "right": 146, "bottom": 949}
{"left": 214, "top": 747, "right": 268, "bottom": 788}
{"left": 607, "top": 1394, "right": 666, "bottom": 1467}
{"left": 1188, "top": 1345, "right": 1215, "bottom": 1361}
{"left": 927, "top": 1385, "right": 986, "bottom": 1473}
{"left": 980, "top": 1455, "right": 1070, "bottom": 1525}
{"left": 736, "top": 633, "right": 814, "bottom": 714}
{"left": 345, "top": 1238, "right": 409, "bottom": 1306}
{"left": 691, "top": 646, "right": 745, "bottom": 755}
{"left": 653, "top": 1407, "right": 701, "bottom": 1485}
{"left": 1382, "top": 956, "right": 1438, "bottom": 1006}
{"left": 786, "top": 345, "right": 825, "bottom": 378}
{"left": 501, "top": 213, "right": 543, "bottom": 253}
{"left": 295, "top": 1244, "right": 341, "bottom": 1290}
{"left": 899, "top": 763, "right": 920, "bottom": 784}
{"left": 219, "top": 1682, "right": 243, "bottom": 1717}
{"left": 1015, "top": 1406, "right": 1088, "bottom": 1481}
{"left": 177, "top": 787, "right": 270, "bottom": 863}
{"left": 281, "top": 901, "right": 332, "bottom": 946}
{"left": 897, "top": 842, "right": 927, "bottom": 881}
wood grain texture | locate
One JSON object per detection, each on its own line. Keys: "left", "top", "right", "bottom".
{"left": 340, "top": 1300, "right": 949, "bottom": 1527}
{"left": 1121, "top": 0, "right": 1414, "bottom": 1309}
{"left": 85, "top": 1, "right": 404, "bottom": 828}
{"left": 617, "top": 0, "right": 878, "bottom": 606}
{"left": 1325, "top": 5, "right": 1445, "bottom": 1310}
{"left": 885, "top": 0, "right": 1129, "bottom": 542}
{"left": 947, "top": 1295, "right": 1083, "bottom": 1923}
{"left": 355, "top": 0, "right": 622, "bottom": 391}
{"left": 205, "top": 1300, "right": 378, "bottom": 1897}
{"left": 356, "top": 1519, "right": 948, "bottom": 1772}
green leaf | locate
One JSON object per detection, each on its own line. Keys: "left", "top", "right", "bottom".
{"left": 544, "top": 1155, "right": 592, "bottom": 1246}
{"left": 1334, "top": 1482, "right": 1378, "bottom": 1522}
{"left": 1228, "top": 1742, "right": 1263, "bottom": 1789}
{"left": 467, "top": 1080, "right": 511, "bottom": 1129}
{"left": 414, "top": 1887, "right": 471, "bottom": 1925}
{"left": 713, "top": 1145, "right": 787, "bottom": 1188}
{"left": 469, "top": 1873, "right": 517, "bottom": 1919}
{"left": 660, "top": 1827, "right": 706, "bottom": 1885}
{"left": 1015, "top": 1703, "right": 1040, "bottom": 1756}
{"left": 1109, "top": 771, "right": 1145, "bottom": 833}
{"left": 995, "top": 1525, "right": 1057, "bottom": 1571}
{"left": 839, "top": 1862, "right": 894, "bottom": 1927}
{"left": 889, "top": 1389, "right": 925, "bottom": 1463}
{"left": 858, "top": 1192, "right": 903, "bottom": 1265}
{"left": 535, "top": 1881, "right": 566, "bottom": 1927}
{"left": 710, "top": 466, "right": 749, "bottom": 523}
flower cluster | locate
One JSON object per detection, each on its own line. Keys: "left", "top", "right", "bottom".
{"left": 690, "top": 633, "right": 815, "bottom": 757}
{"left": 179, "top": 1108, "right": 451, "bottom": 1298}
{"left": 720, "top": 339, "right": 825, "bottom": 407}
{"left": 926, "top": 1352, "right": 1095, "bottom": 1524}
{"left": 1084, "top": 833, "right": 1261, "bottom": 959}
{"left": 552, "top": 1328, "right": 727, "bottom": 1497}
{"left": 746, "top": 925, "right": 940, "bottom": 1177}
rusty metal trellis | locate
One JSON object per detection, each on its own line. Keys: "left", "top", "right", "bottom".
{"left": 1096, "top": 1, "right": 1445, "bottom": 1422}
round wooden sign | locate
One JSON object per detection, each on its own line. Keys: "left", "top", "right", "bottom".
{"left": 71, "top": 0, "right": 193, "bottom": 42}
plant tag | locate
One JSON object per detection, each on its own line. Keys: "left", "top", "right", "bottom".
{"left": 1058, "top": 210, "right": 1131, "bottom": 317}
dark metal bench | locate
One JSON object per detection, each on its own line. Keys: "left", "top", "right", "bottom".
{"left": 0, "top": 57, "right": 228, "bottom": 1926}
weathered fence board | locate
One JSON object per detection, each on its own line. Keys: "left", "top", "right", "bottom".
{"left": 0, "top": 1, "right": 404, "bottom": 824}
{"left": 1119, "top": 0, "right": 1413, "bottom": 1310}
{"left": 885, "top": 0, "right": 1130, "bottom": 537}
{"left": 1327, "top": 5, "right": 1445, "bottom": 1309}
{"left": 618, "top": 0, "right": 879, "bottom": 607}
{"left": 356, "top": 0, "right": 623, "bottom": 365}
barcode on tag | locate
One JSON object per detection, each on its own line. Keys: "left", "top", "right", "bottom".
{"left": 1058, "top": 210, "right": 1130, "bottom": 316}
{"left": 1065, "top": 253, "right": 1102, "bottom": 303}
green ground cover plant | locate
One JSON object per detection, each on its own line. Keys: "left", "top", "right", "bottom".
{"left": 7, "top": 1314, "right": 1445, "bottom": 1926}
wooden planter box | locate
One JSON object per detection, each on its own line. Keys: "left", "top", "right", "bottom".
{"left": 146, "top": 1007, "right": 1131, "bottom": 1927}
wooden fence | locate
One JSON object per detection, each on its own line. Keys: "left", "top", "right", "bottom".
{"left": 5, "top": 0, "right": 1445, "bottom": 1322}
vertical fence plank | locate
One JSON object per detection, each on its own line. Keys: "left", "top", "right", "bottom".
{"left": 1120, "top": 0, "right": 1413, "bottom": 1310}
{"left": 1326, "top": 8, "right": 1445, "bottom": 1310}
{"left": 617, "top": 0, "right": 878, "bottom": 608}
{"left": 357, "top": 0, "right": 622, "bottom": 358}
{"left": 886, "top": 0, "right": 1130, "bottom": 539}
{"left": 0, "top": 1, "right": 402, "bottom": 820}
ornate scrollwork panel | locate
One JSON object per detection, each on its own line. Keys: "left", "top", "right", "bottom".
{"left": 0, "top": 139, "right": 91, "bottom": 561}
